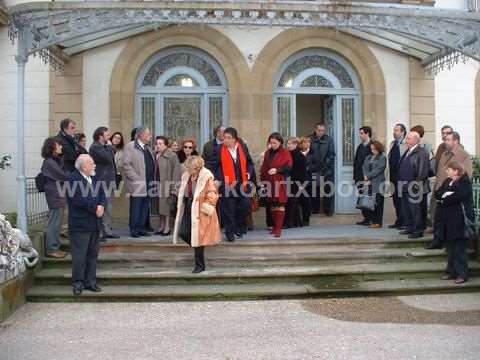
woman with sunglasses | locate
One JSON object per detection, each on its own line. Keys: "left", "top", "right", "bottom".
{"left": 177, "top": 138, "right": 199, "bottom": 173}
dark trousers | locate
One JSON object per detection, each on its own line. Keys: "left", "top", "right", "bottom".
{"left": 129, "top": 196, "right": 150, "bottom": 235}
{"left": 301, "top": 182, "right": 312, "bottom": 225}
{"left": 368, "top": 193, "right": 385, "bottom": 225}
{"left": 431, "top": 204, "right": 445, "bottom": 247}
{"left": 420, "top": 193, "right": 428, "bottom": 230}
{"left": 401, "top": 192, "right": 424, "bottom": 235}
{"left": 70, "top": 231, "right": 100, "bottom": 290}
{"left": 390, "top": 178, "right": 404, "bottom": 226}
{"left": 265, "top": 206, "right": 273, "bottom": 227}
{"left": 312, "top": 176, "right": 334, "bottom": 215}
{"left": 220, "top": 193, "right": 250, "bottom": 237}
{"left": 285, "top": 198, "right": 303, "bottom": 228}
{"left": 194, "top": 246, "right": 205, "bottom": 270}
{"left": 446, "top": 237, "right": 469, "bottom": 279}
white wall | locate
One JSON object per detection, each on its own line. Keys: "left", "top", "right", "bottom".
{"left": 434, "top": 60, "right": 479, "bottom": 155}
{"left": 367, "top": 43, "right": 410, "bottom": 142}
{"left": 82, "top": 40, "right": 127, "bottom": 148}
{"left": 0, "top": 26, "right": 50, "bottom": 213}
{"left": 212, "top": 25, "right": 285, "bottom": 70}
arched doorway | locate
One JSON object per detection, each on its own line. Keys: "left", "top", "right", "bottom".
{"left": 135, "top": 47, "right": 228, "bottom": 146}
{"left": 273, "top": 49, "right": 361, "bottom": 213}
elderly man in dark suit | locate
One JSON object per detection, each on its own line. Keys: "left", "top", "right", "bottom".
{"left": 67, "top": 154, "right": 106, "bottom": 296}
{"left": 89, "top": 126, "right": 120, "bottom": 240}
{"left": 397, "top": 131, "right": 430, "bottom": 239}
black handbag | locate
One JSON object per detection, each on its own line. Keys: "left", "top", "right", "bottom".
{"left": 461, "top": 203, "right": 476, "bottom": 239}
{"left": 356, "top": 194, "right": 375, "bottom": 211}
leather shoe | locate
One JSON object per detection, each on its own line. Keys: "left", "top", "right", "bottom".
{"left": 46, "top": 251, "right": 67, "bottom": 259}
{"left": 388, "top": 223, "right": 403, "bottom": 229}
{"left": 369, "top": 224, "right": 382, "bottom": 229}
{"left": 399, "top": 230, "right": 411, "bottom": 235}
{"left": 455, "top": 277, "right": 467, "bottom": 284}
{"left": 356, "top": 220, "right": 369, "bottom": 226}
{"left": 408, "top": 233, "right": 423, "bottom": 239}
{"left": 425, "top": 243, "right": 442, "bottom": 250}
{"left": 73, "top": 287, "right": 82, "bottom": 296}
{"left": 131, "top": 233, "right": 141, "bottom": 238}
{"left": 192, "top": 266, "right": 205, "bottom": 274}
{"left": 225, "top": 233, "right": 235, "bottom": 242}
{"left": 85, "top": 285, "right": 102, "bottom": 292}
{"left": 139, "top": 232, "right": 152, "bottom": 237}
{"left": 104, "top": 233, "right": 120, "bottom": 239}
{"left": 160, "top": 231, "right": 171, "bottom": 237}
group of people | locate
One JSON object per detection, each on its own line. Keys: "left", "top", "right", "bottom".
{"left": 39, "top": 117, "right": 475, "bottom": 295}
{"left": 352, "top": 123, "right": 474, "bottom": 284}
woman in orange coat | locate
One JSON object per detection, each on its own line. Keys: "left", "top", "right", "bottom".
{"left": 173, "top": 155, "right": 222, "bottom": 273}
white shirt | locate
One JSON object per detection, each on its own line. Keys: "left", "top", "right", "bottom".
{"left": 228, "top": 144, "right": 238, "bottom": 161}
{"left": 406, "top": 144, "right": 418, "bottom": 156}
{"left": 80, "top": 172, "right": 92, "bottom": 185}
{"left": 137, "top": 139, "right": 146, "bottom": 150}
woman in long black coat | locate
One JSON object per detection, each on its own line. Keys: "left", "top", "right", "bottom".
{"left": 434, "top": 161, "right": 474, "bottom": 284}
{"left": 285, "top": 137, "right": 307, "bottom": 228}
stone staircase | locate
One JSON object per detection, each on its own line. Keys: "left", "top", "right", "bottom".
{"left": 26, "top": 225, "right": 480, "bottom": 302}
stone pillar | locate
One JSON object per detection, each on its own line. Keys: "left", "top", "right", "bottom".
{"left": 409, "top": 58, "right": 436, "bottom": 146}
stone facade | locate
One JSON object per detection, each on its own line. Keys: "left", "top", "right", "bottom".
{"left": 0, "top": 3, "right": 479, "bottom": 213}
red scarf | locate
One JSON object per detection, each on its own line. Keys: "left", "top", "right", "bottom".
{"left": 221, "top": 141, "right": 248, "bottom": 189}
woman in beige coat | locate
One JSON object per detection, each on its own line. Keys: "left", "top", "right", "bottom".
{"left": 154, "top": 136, "right": 182, "bottom": 236}
{"left": 173, "top": 156, "right": 222, "bottom": 273}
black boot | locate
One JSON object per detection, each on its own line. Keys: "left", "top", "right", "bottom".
{"left": 193, "top": 246, "right": 205, "bottom": 273}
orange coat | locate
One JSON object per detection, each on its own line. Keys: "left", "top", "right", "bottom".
{"left": 173, "top": 167, "right": 222, "bottom": 247}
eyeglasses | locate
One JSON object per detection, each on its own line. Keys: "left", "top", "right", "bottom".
{"left": 184, "top": 146, "right": 193, "bottom": 149}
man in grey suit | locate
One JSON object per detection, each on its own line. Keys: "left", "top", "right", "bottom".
{"left": 89, "top": 126, "right": 120, "bottom": 240}
{"left": 67, "top": 154, "right": 106, "bottom": 295}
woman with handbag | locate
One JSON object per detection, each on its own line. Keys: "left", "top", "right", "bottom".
{"left": 173, "top": 156, "right": 222, "bottom": 273}
{"left": 362, "top": 141, "right": 387, "bottom": 228}
{"left": 434, "top": 161, "right": 474, "bottom": 284}
{"left": 260, "top": 133, "right": 293, "bottom": 237}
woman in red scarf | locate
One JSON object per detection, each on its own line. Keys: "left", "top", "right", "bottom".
{"left": 260, "top": 133, "right": 293, "bottom": 237}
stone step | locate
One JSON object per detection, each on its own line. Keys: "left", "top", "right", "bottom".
{"left": 26, "top": 278, "right": 480, "bottom": 302}
{"left": 32, "top": 261, "right": 480, "bottom": 286}
{"left": 58, "top": 236, "right": 432, "bottom": 254}
{"left": 41, "top": 248, "right": 468, "bottom": 269}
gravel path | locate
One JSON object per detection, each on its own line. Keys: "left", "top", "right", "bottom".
{"left": 1, "top": 294, "right": 480, "bottom": 360}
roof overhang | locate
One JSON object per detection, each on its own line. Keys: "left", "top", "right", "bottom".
{"left": 7, "top": 1, "right": 480, "bottom": 74}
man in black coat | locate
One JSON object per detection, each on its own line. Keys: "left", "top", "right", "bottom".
{"left": 353, "top": 126, "right": 373, "bottom": 225}
{"left": 67, "top": 154, "right": 106, "bottom": 295}
{"left": 202, "top": 125, "right": 225, "bottom": 171}
{"left": 89, "top": 126, "right": 120, "bottom": 240}
{"left": 397, "top": 131, "right": 430, "bottom": 239}
{"left": 209, "top": 127, "right": 255, "bottom": 242}
{"left": 55, "top": 118, "right": 82, "bottom": 173}
{"left": 310, "top": 123, "right": 336, "bottom": 216}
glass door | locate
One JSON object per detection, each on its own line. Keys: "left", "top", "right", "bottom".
{"left": 161, "top": 95, "right": 202, "bottom": 144}
{"left": 335, "top": 95, "right": 359, "bottom": 213}
{"left": 274, "top": 94, "right": 295, "bottom": 138}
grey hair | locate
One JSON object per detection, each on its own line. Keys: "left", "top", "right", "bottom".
{"left": 135, "top": 126, "right": 149, "bottom": 137}
{"left": 75, "top": 154, "right": 92, "bottom": 171}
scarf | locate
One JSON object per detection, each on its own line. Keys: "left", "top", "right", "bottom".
{"left": 221, "top": 141, "right": 247, "bottom": 190}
